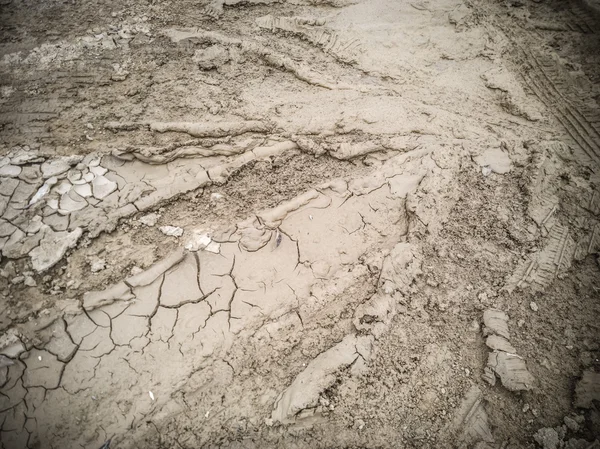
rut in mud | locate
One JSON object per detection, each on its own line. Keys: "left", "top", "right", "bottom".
{"left": 0, "top": 0, "right": 599, "bottom": 448}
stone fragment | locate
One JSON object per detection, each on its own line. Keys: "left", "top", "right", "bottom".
{"left": 12, "top": 275, "right": 24, "bottom": 284}
{"left": 185, "top": 231, "right": 220, "bottom": 253}
{"left": 159, "top": 226, "right": 183, "bottom": 237}
{"left": 29, "top": 227, "right": 83, "bottom": 272}
{"left": 24, "top": 276, "right": 37, "bottom": 287}
{"left": 530, "top": 301, "right": 539, "bottom": 312}
{"left": 91, "top": 175, "right": 117, "bottom": 199}
{"left": 90, "top": 258, "right": 106, "bottom": 272}
{"left": 139, "top": 212, "right": 160, "bottom": 226}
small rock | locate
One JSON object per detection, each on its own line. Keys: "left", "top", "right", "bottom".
{"left": 185, "top": 231, "right": 220, "bottom": 253}
{"left": 130, "top": 266, "right": 143, "bottom": 276}
{"left": 11, "top": 276, "right": 24, "bottom": 285}
{"left": 24, "top": 276, "right": 37, "bottom": 287}
{"left": 90, "top": 259, "right": 106, "bottom": 273}
{"left": 159, "top": 226, "right": 184, "bottom": 237}
{"left": 139, "top": 213, "right": 160, "bottom": 227}
{"left": 210, "top": 192, "right": 224, "bottom": 202}
{"left": 530, "top": 301, "right": 539, "bottom": 312}
{"left": 482, "top": 166, "right": 492, "bottom": 176}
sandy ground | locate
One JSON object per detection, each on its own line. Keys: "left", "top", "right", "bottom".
{"left": 0, "top": 0, "right": 600, "bottom": 448}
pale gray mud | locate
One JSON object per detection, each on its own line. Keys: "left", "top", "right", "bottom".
{"left": 0, "top": 0, "right": 599, "bottom": 448}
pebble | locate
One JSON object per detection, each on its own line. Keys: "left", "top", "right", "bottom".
{"left": 159, "top": 226, "right": 184, "bottom": 237}
{"left": 90, "top": 259, "right": 106, "bottom": 273}
{"left": 24, "top": 276, "right": 37, "bottom": 287}
{"left": 139, "top": 212, "right": 160, "bottom": 227}
{"left": 530, "top": 301, "right": 539, "bottom": 312}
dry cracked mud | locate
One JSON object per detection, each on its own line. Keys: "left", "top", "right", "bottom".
{"left": 1, "top": 0, "right": 600, "bottom": 448}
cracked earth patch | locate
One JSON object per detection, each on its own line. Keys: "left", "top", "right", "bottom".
{"left": 1, "top": 0, "right": 600, "bottom": 448}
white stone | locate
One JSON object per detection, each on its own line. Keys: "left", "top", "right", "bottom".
{"left": 90, "top": 258, "right": 106, "bottom": 273}
{"left": 159, "top": 226, "right": 184, "bottom": 237}
{"left": 139, "top": 213, "right": 160, "bottom": 227}
{"left": 185, "top": 231, "right": 221, "bottom": 253}
{"left": 530, "top": 302, "right": 539, "bottom": 312}
{"left": 24, "top": 276, "right": 37, "bottom": 287}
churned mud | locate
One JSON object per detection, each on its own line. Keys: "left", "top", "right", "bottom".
{"left": 1, "top": 0, "right": 599, "bottom": 448}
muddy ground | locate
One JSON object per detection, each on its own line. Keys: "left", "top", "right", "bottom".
{"left": 0, "top": 0, "right": 599, "bottom": 448}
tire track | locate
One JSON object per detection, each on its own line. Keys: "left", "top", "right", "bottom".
{"left": 483, "top": 8, "right": 600, "bottom": 165}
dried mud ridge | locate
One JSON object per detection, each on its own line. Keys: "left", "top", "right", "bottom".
{"left": 1, "top": 0, "right": 600, "bottom": 448}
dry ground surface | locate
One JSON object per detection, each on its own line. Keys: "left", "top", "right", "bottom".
{"left": 1, "top": 0, "right": 600, "bottom": 448}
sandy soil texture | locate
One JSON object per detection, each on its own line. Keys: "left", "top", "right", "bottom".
{"left": 1, "top": 0, "right": 599, "bottom": 448}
